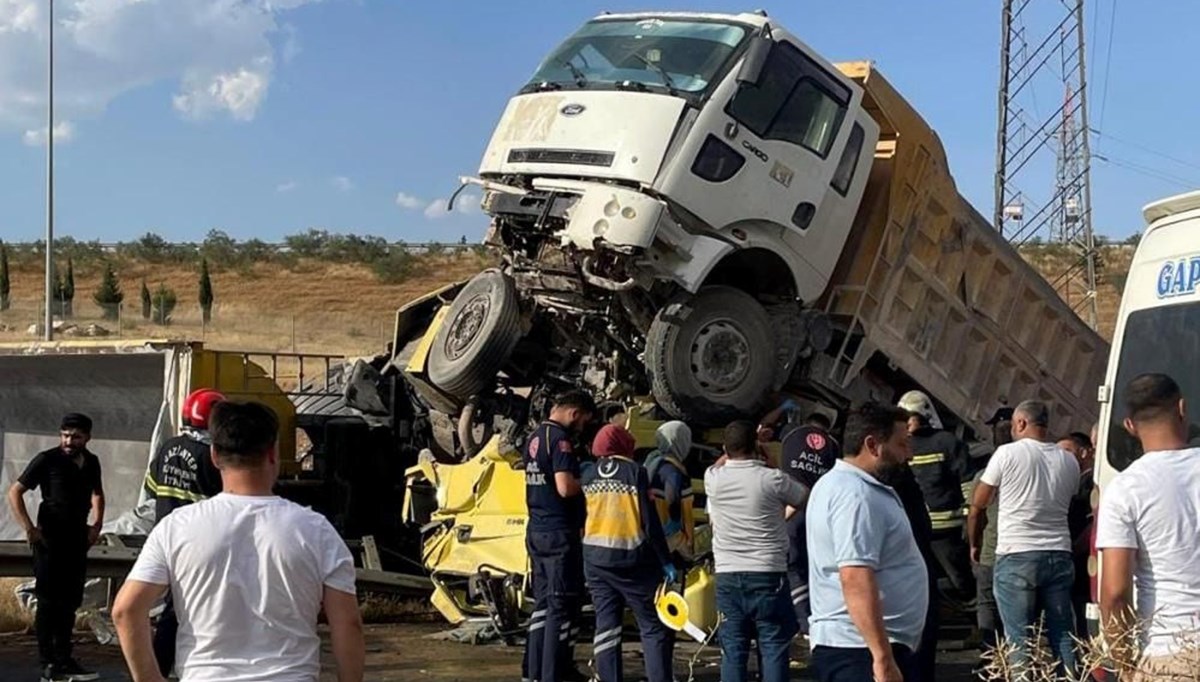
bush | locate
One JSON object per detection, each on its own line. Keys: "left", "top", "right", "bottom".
{"left": 284, "top": 229, "right": 330, "bottom": 258}
{"left": 200, "top": 229, "right": 238, "bottom": 267}
{"left": 372, "top": 249, "right": 421, "bottom": 284}
{"left": 93, "top": 263, "right": 124, "bottom": 320}
{"left": 152, "top": 284, "right": 177, "bottom": 325}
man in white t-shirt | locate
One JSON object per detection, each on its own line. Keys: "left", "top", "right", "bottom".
{"left": 112, "top": 401, "right": 365, "bottom": 682}
{"left": 969, "top": 399, "right": 1080, "bottom": 675}
{"left": 1097, "top": 373, "right": 1200, "bottom": 680}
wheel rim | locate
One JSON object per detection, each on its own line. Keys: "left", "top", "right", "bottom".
{"left": 688, "top": 318, "right": 751, "bottom": 395}
{"left": 444, "top": 293, "right": 491, "bottom": 361}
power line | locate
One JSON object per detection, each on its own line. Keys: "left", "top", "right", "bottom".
{"left": 1094, "top": 153, "right": 1200, "bottom": 190}
{"left": 1090, "top": 127, "right": 1200, "bottom": 174}
{"left": 1096, "top": 0, "right": 1118, "bottom": 133}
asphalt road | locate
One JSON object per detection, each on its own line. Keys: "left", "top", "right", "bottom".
{"left": 0, "top": 623, "right": 983, "bottom": 681}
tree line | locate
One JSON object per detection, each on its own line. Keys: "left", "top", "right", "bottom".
{"left": 0, "top": 240, "right": 211, "bottom": 326}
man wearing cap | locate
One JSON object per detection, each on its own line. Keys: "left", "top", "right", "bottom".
{"left": 7, "top": 413, "right": 105, "bottom": 682}
{"left": 582, "top": 424, "right": 675, "bottom": 682}
{"left": 968, "top": 406, "right": 1012, "bottom": 673}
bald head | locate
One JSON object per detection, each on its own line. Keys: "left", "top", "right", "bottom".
{"left": 1012, "top": 400, "right": 1051, "bottom": 441}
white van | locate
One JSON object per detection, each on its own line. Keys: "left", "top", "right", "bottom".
{"left": 1087, "top": 189, "right": 1200, "bottom": 632}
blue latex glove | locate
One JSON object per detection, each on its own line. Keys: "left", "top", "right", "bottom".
{"left": 781, "top": 398, "right": 799, "bottom": 412}
{"left": 663, "top": 519, "right": 683, "bottom": 537}
{"left": 663, "top": 564, "right": 679, "bottom": 584}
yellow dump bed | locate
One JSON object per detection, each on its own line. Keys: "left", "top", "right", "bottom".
{"left": 823, "top": 62, "right": 1107, "bottom": 435}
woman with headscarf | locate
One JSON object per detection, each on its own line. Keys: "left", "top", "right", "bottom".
{"left": 645, "top": 421, "right": 695, "bottom": 563}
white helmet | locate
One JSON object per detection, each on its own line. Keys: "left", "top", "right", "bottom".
{"left": 898, "top": 390, "right": 943, "bottom": 430}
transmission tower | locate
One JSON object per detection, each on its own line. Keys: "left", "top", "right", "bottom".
{"left": 994, "top": 0, "right": 1099, "bottom": 329}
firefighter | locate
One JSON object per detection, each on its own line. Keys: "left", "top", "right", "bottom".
{"left": 897, "top": 390, "right": 975, "bottom": 602}
{"left": 144, "top": 387, "right": 226, "bottom": 677}
{"left": 582, "top": 424, "right": 675, "bottom": 682}
{"left": 523, "top": 390, "right": 596, "bottom": 682}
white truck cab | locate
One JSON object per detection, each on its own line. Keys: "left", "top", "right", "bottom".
{"left": 1088, "top": 189, "right": 1200, "bottom": 628}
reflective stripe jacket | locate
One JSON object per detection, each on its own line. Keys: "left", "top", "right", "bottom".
{"left": 145, "top": 430, "right": 221, "bottom": 523}
{"left": 646, "top": 452, "right": 695, "bottom": 557}
{"left": 908, "top": 427, "right": 970, "bottom": 529}
{"left": 582, "top": 456, "right": 670, "bottom": 570}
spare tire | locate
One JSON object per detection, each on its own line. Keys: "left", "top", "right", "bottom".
{"left": 427, "top": 269, "right": 522, "bottom": 398}
{"left": 645, "top": 286, "right": 775, "bottom": 424}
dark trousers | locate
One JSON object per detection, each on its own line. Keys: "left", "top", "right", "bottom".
{"left": 153, "top": 593, "right": 178, "bottom": 677}
{"left": 585, "top": 563, "right": 672, "bottom": 682}
{"left": 32, "top": 523, "right": 88, "bottom": 666}
{"left": 974, "top": 563, "right": 1003, "bottom": 651}
{"left": 812, "top": 643, "right": 917, "bottom": 682}
{"left": 930, "top": 529, "right": 975, "bottom": 599}
{"left": 912, "top": 575, "right": 939, "bottom": 682}
{"left": 786, "top": 566, "right": 811, "bottom": 636}
{"left": 715, "top": 572, "right": 798, "bottom": 682}
{"left": 524, "top": 530, "right": 582, "bottom": 682}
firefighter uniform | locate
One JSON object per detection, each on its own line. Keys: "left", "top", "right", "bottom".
{"left": 144, "top": 431, "right": 222, "bottom": 522}
{"left": 583, "top": 425, "right": 674, "bottom": 682}
{"left": 909, "top": 425, "right": 975, "bottom": 599}
{"left": 523, "top": 420, "right": 586, "bottom": 682}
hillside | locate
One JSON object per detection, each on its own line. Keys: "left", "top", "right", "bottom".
{"left": 0, "top": 244, "right": 1132, "bottom": 358}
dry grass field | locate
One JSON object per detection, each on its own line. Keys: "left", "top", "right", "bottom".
{"left": 0, "top": 244, "right": 1130, "bottom": 359}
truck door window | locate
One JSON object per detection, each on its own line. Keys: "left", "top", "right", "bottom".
{"left": 1106, "top": 301, "right": 1200, "bottom": 471}
{"left": 831, "top": 123, "right": 866, "bottom": 196}
{"left": 726, "top": 41, "right": 850, "bottom": 158}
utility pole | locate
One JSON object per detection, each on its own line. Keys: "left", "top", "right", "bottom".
{"left": 43, "top": 0, "right": 55, "bottom": 341}
{"left": 994, "top": 0, "right": 1098, "bottom": 329}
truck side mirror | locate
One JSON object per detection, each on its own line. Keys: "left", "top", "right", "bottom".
{"left": 737, "top": 35, "right": 772, "bottom": 85}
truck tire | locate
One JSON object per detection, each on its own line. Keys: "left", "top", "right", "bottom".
{"left": 646, "top": 286, "right": 775, "bottom": 424}
{"left": 427, "top": 269, "right": 522, "bottom": 399}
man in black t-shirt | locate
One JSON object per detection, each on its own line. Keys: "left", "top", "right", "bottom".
{"left": 522, "top": 389, "right": 595, "bottom": 682}
{"left": 6, "top": 413, "right": 104, "bottom": 682}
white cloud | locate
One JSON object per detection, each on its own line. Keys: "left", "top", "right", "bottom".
{"left": 394, "top": 191, "right": 423, "bottom": 210}
{"left": 0, "top": 0, "right": 323, "bottom": 134}
{"left": 22, "top": 120, "right": 75, "bottom": 146}
{"left": 276, "top": 180, "right": 298, "bottom": 193}
{"left": 331, "top": 175, "right": 353, "bottom": 192}
{"left": 424, "top": 193, "right": 481, "bottom": 220}
{"left": 173, "top": 59, "right": 271, "bottom": 121}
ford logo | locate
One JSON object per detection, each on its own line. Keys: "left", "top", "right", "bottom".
{"left": 560, "top": 104, "right": 586, "bottom": 117}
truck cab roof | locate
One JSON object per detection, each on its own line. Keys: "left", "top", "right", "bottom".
{"left": 588, "top": 11, "right": 771, "bottom": 29}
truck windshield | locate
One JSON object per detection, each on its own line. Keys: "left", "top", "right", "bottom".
{"left": 1106, "top": 301, "right": 1200, "bottom": 471}
{"left": 523, "top": 18, "right": 748, "bottom": 98}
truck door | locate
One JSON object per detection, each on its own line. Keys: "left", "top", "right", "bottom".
{"left": 671, "top": 37, "right": 852, "bottom": 236}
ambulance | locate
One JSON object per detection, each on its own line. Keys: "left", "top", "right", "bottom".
{"left": 1088, "top": 190, "right": 1200, "bottom": 634}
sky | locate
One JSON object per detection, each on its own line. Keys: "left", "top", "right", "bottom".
{"left": 0, "top": 0, "right": 1196, "bottom": 244}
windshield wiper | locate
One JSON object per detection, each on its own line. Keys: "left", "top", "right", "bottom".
{"left": 632, "top": 53, "right": 678, "bottom": 96}
{"left": 555, "top": 58, "right": 589, "bottom": 88}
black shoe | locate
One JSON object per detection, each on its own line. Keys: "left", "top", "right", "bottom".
{"left": 40, "top": 665, "right": 70, "bottom": 682}
{"left": 57, "top": 658, "right": 99, "bottom": 681}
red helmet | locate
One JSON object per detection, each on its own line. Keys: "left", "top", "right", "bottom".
{"left": 183, "top": 388, "right": 226, "bottom": 430}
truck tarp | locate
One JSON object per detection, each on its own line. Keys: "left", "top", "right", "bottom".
{"left": 0, "top": 345, "right": 191, "bottom": 541}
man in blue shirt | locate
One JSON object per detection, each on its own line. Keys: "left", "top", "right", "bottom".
{"left": 523, "top": 389, "right": 596, "bottom": 682}
{"left": 807, "top": 403, "right": 928, "bottom": 682}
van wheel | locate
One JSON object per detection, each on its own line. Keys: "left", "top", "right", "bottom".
{"left": 646, "top": 286, "right": 775, "bottom": 425}
{"left": 427, "top": 269, "right": 522, "bottom": 398}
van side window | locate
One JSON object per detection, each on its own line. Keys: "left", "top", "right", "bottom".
{"left": 831, "top": 123, "right": 866, "bottom": 195}
{"left": 726, "top": 41, "right": 850, "bottom": 158}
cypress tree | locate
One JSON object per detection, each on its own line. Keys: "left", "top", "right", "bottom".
{"left": 140, "top": 279, "right": 152, "bottom": 320}
{"left": 0, "top": 241, "right": 10, "bottom": 312}
{"left": 93, "top": 263, "right": 124, "bottom": 320}
{"left": 198, "top": 258, "right": 214, "bottom": 324}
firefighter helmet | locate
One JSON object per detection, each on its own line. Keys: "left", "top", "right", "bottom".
{"left": 898, "top": 390, "right": 943, "bottom": 430}
{"left": 183, "top": 388, "right": 226, "bottom": 430}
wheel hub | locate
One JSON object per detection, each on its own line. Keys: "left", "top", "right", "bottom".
{"left": 689, "top": 319, "right": 751, "bottom": 394}
{"left": 445, "top": 294, "right": 491, "bottom": 361}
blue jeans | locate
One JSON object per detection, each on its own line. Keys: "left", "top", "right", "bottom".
{"left": 715, "top": 572, "right": 798, "bottom": 682}
{"left": 994, "top": 551, "right": 1077, "bottom": 675}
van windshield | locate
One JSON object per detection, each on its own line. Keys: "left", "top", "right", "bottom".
{"left": 1106, "top": 301, "right": 1200, "bottom": 471}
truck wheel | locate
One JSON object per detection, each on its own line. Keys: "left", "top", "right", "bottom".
{"left": 646, "top": 286, "right": 775, "bottom": 424}
{"left": 427, "top": 269, "right": 522, "bottom": 398}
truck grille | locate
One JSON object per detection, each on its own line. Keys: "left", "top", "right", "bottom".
{"left": 507, "top": 148, "right": 615, "bottom": 167}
